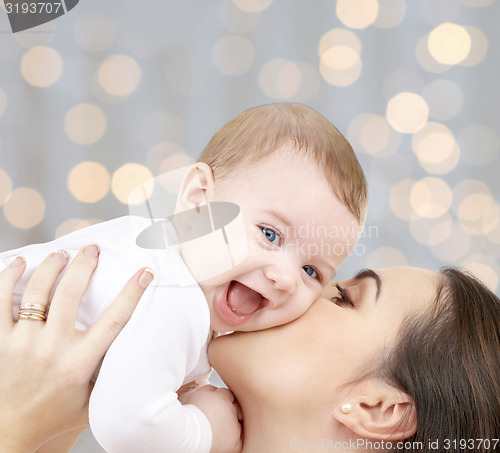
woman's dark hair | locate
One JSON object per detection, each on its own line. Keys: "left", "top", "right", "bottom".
{"left": 383, "top": 267, "right": 500, "bottom": 453}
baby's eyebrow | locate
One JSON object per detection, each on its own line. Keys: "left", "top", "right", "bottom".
{"left": 353, "top": 268, "right": 382, "bottom": 300}
{"left": 262, "top": 208, "right": 294, "bottom": 228}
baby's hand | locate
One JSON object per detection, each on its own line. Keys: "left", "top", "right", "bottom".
{"left": 186, "top": 385, "right": 242, "bottom": 453}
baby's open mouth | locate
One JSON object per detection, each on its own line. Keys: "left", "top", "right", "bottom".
{"left": 226, "top": 281, "right": 266, "bottom": 317}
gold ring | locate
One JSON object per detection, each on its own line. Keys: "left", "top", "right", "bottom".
{"left": 18, "top": 312, "right": 47, "bottom": 322}
{"left": 19, "top": 303, "right": 47, "bottom": 314}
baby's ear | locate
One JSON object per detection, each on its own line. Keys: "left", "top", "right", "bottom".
{"left": 176, "top": 162, "right": 215, "bottom": 211}
{"left": 332, "top": 379, "right": 417, "bottom": 442}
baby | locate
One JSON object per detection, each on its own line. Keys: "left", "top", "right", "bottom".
{"left": 1, "top": 104, "right": 367, "bottom": 453}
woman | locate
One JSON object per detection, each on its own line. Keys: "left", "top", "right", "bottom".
{"left": 209, "top": 266, "right": 500, "bottom": 452}
{"left": 1, "top": 254, "right": 499, "bottom": 452}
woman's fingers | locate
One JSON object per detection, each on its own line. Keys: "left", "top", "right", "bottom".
{"left": 47, "top": 245, "right": 100, "bottom": 329}
{"left": 84, "top": 268, "right": 154, "bottom": 360}
{"left": 20, "top": 251, "right": 68, "bottom": 313}
{"left": 0, "top": 257, "right": 26, "bottom": 329}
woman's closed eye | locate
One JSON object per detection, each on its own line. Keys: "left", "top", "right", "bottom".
{"left": 260, "top": 225, "right": 283, "bottom": 246}
{"left": 332, "top": 283, "right": 354, "bottom": 307}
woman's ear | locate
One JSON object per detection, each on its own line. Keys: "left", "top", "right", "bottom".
{"left": 333, "top": 379, "right": 417, "bottom": 441}
{"left": 176, "top": 162, "right": 215, "bottom": 212}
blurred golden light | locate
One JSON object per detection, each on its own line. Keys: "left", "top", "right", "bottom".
{"left": 3, "top": 187, "right": 45, "bottom": 229}
{"left": 259, "top": 60, "right": 320, "bottom": 102}
{"left": 486, "top": 223, "right": 500, "bottom": 245}
{"left": 359, "top": 115, "right": 390, "bottom": 155}
{"left": 68, "top": 161, "right": 110, "bottom": 203}
{"left": 319, "top": 28, "right": 361, "bottom": 54}
{"left": 141, "top": 111, "right": 184, "bottom": 147}
{"left": 98, "top": 55, "right": 141, "bottom": 97}
{"left": 386, "top": 92, "right": 429, "bottom": 133}
{"left": 212, "top": 35, "right": 255, "bottom": 76}
{"left": 233, "top": 0, "right": 272, "bottom": 12}
{"left": 412, "top": 122, "right": 460, "bottom": 174}
{"left": 74, "top": 14, "right": 116, "bottom": 52}
{"left": 159, "top": 153, "right": 195, "bottom": 174}
{"left": 458, "top": 196, "right": 499, "bottom": 235}
{"left": 0, "top": 169, "right": 12, "bottom": 206}
{"left": 452, "top": 179, "right": 492, "bottom": 213}
{"left": 336, "top": 0, "right": 379, "bottom": 29}
{"left": 409, "top": 213, "right": 453, "bottom": 246}
{"left": 428, "top": 215, "right": 454, "bottom": 245}
{"left": 459, "top": 124, "right": 500, "bottom": 166}
{"left": 458, "top": 194, "right": 494, "bottom": 222}
{"left": 430, "top": 222, "right": 471, "bottom": 262}
{"left": 320, "top": 58, "right": 362, "bottom": 87}
{"left": 366, "top": 247, "right": 408, "bottom": 268}
{"left": 166, "top": 56, "right": 207, "bottom": 96}
{"left": 0, "top": 87, "right": 6, "bottom": 117}
{"left": 318, "top": 29, "right": 362, "bottom": 87}
{"left": 374, "top": 0, "right": 406, "bottom": 28}
{"left": 422, "top": 79, "right": 463, "bottom": 120}
{"left": 220, "top": 0, "right": 261, "bottom": 33}
{"left": 389, "top": 179, "right": 417, "bottom": 220}
{"left": 55, "top": 218, "right": 101, "bottom": 239}
{"left": 428, "top": 23, "right": 471, "bottom": 65}
{"left": 460, "top": 26, "right": 488, "bottom": 67}
{"left": 21, "top": 46, "right": 63, "bottom": 88}
{"left": 258, "top": 59, "right": 300, "bottom": 99}
{"left": 287, "top": 62, "right": 320, "bottom": 103}
{"left": 64, "top": 103, "right": 107, "bottom": 145}
{"left": 321, "top": 45, "right": 360, "bottom": 70}
{"left": 462, "top": 254, "right": 499, "bottom": 292}
{"left": 410, "top": 177, "right": 452, "bottom": 218}
{"left": 416, "top": 35, "right": 451, "bottom": 73}
{"left": 146, "top": 142, "right": 186, "bottom": 174}
{"left": 112, "top": 163, "right": 154, "bottom": 205}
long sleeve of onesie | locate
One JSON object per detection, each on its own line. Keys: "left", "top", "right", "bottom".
{"left": 0, "top": 216, "right": 213, "bottom": 453}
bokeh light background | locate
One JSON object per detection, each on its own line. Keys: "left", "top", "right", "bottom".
{"left": 0, "top": 1, "right": 499, "bottom": 450}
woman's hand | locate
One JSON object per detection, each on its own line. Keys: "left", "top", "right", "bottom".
{"left": 0, "top": 245, "right": 154, "bottom": 453}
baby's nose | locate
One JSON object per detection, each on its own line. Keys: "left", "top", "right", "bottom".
{"left": 264, "top": 266, "right": 296, "bottom": 294}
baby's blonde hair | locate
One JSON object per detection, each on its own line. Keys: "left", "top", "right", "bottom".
{"left": 198, "top": 103, "right": 367, "bottom": 224}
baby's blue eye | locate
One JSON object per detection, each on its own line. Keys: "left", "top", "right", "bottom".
{"left": 261, "top": 227, "right": 281, "bottom": 245}
{"left": 303, "top": 265, "right": 319, "bottom": 279}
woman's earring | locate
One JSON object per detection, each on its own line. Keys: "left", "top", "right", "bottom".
{"left": 341, "top": 404, "right": 352, "bottom": 414}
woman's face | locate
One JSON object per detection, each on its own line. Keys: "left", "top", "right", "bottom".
{"left": 208, "top": 266, "right": 440, "bottom": 413}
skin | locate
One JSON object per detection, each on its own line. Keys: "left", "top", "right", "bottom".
{"left": 178, "top": 148, "right": 360, "bottom": 333}
{"left": 0, "top": 248, "right": 153, "bottom": 453}
{"left": 209, "top": 266, "right": 440, "bottom": 453}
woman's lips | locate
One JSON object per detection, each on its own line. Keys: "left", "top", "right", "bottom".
{"left": 217, "top": 281, "right": 267, "bottom": 325}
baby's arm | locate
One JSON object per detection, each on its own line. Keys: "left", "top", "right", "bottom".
{"left": 185, "top": 385, "right": 243, "bottom": 453}
{"left": 89, "top": 282, "right": 214, "bottom": 453}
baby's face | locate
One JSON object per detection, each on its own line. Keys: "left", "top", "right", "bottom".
{"left": 183, "top": 148, "right": 360, "bottom": 333}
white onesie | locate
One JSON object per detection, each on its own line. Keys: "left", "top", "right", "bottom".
{"left": 0, "top": 216, "right": 213, "bottom": 453}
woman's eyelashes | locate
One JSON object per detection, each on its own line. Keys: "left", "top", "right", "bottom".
{"left": 332, "top": 283, "right": 354, "bottom": 307}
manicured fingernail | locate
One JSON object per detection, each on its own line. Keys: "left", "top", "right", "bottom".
{"left": 51, "top": 250, "right": 69, "bottom": 262}
{"left": 10, "top": 256, "right": 25, "bottom": 268}
{"left": 83, "top": 244, "right": 100, "bottom": 258}
{"left": 139, "top": 268, "right": 154, "bottom": 289}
